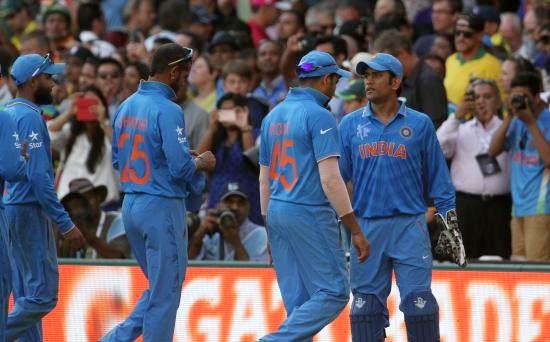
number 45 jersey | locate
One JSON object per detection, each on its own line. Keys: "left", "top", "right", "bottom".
{"left": 259, "top": 87, "right": 340, "bottom": 206}
{"left": 112, "top": 81, "right": 197, "bottom": 198}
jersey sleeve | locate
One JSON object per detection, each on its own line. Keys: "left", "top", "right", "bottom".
{"left": 158, "top": 105, "right": 197, "bottom": 183}
{"left": 111, "top": 107, "right": 121, "bottom": 171}
{"left": 259, "top": 118, "right": 270, "bottom": 166}
{"left": 504, "top": 118, "right": 518, "bottom": 151}
{"left": 0, "top": 113, "right": 26, "bottom": 182}
{"left": 309, "top": 110, "right": 340, "bottom": 162}
{"left": 422, "top": 118, "right": 456, "bottom": 214}
{"left": 19, "top": 114, "right": 74, "bottom": 233}
{"left": 337, "top": 118, "right": 353, "bottom": 182}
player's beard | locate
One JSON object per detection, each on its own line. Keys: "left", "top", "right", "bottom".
{"left": 34, "top": 85, "right": 53, "bottom": 105}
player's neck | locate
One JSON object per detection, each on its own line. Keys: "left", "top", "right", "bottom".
{"left": 15, "top": 89, "right": 35, "bottom": 103}
{"left": 371, "top": 99, "right": 400, "bottom": 125}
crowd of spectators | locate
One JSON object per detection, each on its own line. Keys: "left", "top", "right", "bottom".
{"left": 0, "top": 0, "right": 548, "bottom": 262}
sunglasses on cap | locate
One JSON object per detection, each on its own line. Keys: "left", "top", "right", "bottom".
{"left": 454, "top": 30, "right": 475, "bottom": 38}
{"left": 167, "top": 47, "right": 194, "bottom": 66}
{"left": 31, "top": 53, "right": 53, "bottom": 77}
{"left": 297, "top": 61, "right": 337, "bottom": 73}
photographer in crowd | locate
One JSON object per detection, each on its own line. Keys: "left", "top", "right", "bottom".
{"left": 490, "top": 71, "right": 550, "bottom": 262}
{"left": 188, "top": 182, "right": 268, "bottom": 262}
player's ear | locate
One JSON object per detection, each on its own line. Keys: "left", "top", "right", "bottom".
{"left": 391, "top": 76, "right": 402, "bottom": 91}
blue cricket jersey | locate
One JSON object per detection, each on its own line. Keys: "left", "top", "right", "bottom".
{"left": 259, "top": 87, "right": 340, "bottom": 206}
{"left": 0, "top": 110, "right": 26, "bottom": 210}
{"left": 339, "top": 101, "right": 455, "bottom": 218}
{"left": 3, "top": 98, "right": 74, "bottom": 233}
{"left": 112, "top": 81, "right": 197, "bottom": 198}
{"left": 505, "top": 109, "right": 550, "bottom": 216}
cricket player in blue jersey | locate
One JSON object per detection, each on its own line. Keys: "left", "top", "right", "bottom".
{"left": 338, "top": 53, "right": 465, "bottom": 341}
{"left": 0, "top": 109, "right": 27, "bottom": 342}
{"left": 101, "top": 44, "right": 215, "bottom": 342}
{"left": 258, "top": 51, "right": 370, "bottom": 341}
{"left": 3, "top": 54, "right": 86, "bottom": 341}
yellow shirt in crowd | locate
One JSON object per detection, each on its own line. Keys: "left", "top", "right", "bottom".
{"left": 444, "top": 48, "right": 502, "bottom": 105}
{"left": 10, "top": 20, "right": 37, "bottom": 50}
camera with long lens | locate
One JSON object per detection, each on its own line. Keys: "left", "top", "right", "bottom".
{"left": 510, "top": 94, "right": 531, "bottom": 111}
{"left": 217, "top": 208, "right": 238, "bottom": 230}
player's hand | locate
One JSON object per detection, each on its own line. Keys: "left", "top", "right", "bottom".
{"left": 62, "top": 226, "right": 87, "bottom": 252}
{"left": 287, "top": 32, "right": 305, "bottom": 53}
{"left": 352, "top": 232, "right": 370, "bottom": 263}
{"left": 20, "top": 141, "right": 29, "bottom": 160}
{"left": 455, "top": 95, "right": 475, "bottom": 120}
{"left": 196, "top": 151, "right": 216, "bottom": 172}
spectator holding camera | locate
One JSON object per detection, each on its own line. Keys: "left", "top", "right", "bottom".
{"left": 188, "top": 182, "right": 268, "bottom": 262}
{"left": 490, "top": 71, "right": 550, "bottom": 262}
{"left": 198, "top": 93, "right": 262, "bottom": 224}
{"left": 438, "top": 79, "right": 511, "bottom": 259}
{"left": 47, "top": 85, "right": 120, "bottom": 205}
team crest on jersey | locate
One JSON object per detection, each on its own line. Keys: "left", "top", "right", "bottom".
{"left": 400, "top": 126, "right": 412, "bottom": 138}
{"left": 356, "top": 123, "right": 371, "bottom": 140}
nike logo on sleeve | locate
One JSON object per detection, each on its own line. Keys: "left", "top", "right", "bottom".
{"left": 320, "top": 128, "right": 333, "bottom": 134}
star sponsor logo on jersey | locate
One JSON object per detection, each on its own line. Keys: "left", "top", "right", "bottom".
{"left": 414, "top": 296, "right": 426, "bottom": 309}
{"left": 176, "top": 125, "right": 187, "bottom": 144}
{"left": 356, "top": 123, "right": 371, "bottom": 140}
{"left": 400, "top": 126, "right": 412, "bottom": 139}
{"left": 28, "top": 130, "right": 43, "bottom": 149}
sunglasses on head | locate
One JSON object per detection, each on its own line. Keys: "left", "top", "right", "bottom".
{"left": 297, "top": 62, "right": 336, "bottom": 74}
{"left": 31, "top": 53, "right": 52, "bottom": 77}
{"left": 168, "top": 48, "right": 194, "bottom": 67}
{"left": 454, "top": 30, "right": 474, "bottom": 38}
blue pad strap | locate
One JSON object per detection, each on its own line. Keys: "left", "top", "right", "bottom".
{"left": 401, "top": 290, "right": 440, "bottom": 342}
{"left": 350, "top": 293, "right": 386, "bottom": 342}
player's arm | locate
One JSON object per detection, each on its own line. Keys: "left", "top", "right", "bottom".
{"left": 436, "top": 114, "right": 461, "bottom": 159}
{"left": 20, "top": 115, "right": 76, "bottom": 234}
{"left": 0, "top": 113, "right": 26, "bottom": 182}
{"left": 524, "top": 116, "right": 550, "bottom": 167}
{"left": 259, "top": 165, "right": 271, "bottom": 224}
{"left": 488, "top": 114, "right": 513, "bottom": 157}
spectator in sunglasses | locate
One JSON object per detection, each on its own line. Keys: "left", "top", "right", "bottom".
{"left": 444, "top": 13, "right": 502, "bottom": 107}
{"left": 96, "top": 57, "right": 124, "bottom": 121}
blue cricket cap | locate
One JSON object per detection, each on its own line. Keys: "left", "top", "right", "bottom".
{"left": 297, "top": 51, "right": 352, "bottom": 79}
{"left": 10, "top": 54, "right": 65, "bottom": 86}
{"left": 356, "top": 53, "right": 403, "bottom": 79}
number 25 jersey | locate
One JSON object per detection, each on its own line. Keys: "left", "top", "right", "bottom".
{"left": 112, "top": 81, "right": 197, "bottom": 198}
{"left": 259, "top": 87, "right": 340, "bottom": 206}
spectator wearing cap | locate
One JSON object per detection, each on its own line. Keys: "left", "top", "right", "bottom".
{"left": 198, "top": 93, "right": 263, "bottom": 225}
{"left": 65, "top": 46, "right": 95, "bottom": 95}
{"left": 186, "top": 5, "right": 216, "bottom": 42}
{"left": 253, "top": 40, "right": 288, "bottom": 109}
{"left": 43, "top": 4, "right": 77, "bottom": 62}
{"left": 47, "top": 85, "right": 119, "bottom": 204}
{"left": 4, "top": 54, "right": 86, "bottom": 340}
{"left": 472, "top": 5, "right": 507, "bottom": 57}
{"left": 248, "top": 0, "right": 281, "bottom": 48}
{"left": 335, "top": 78, "right": 367, "bottom": 114}
{"left": 188, "top": 54, "right": 219, "bottom": 113}
{"left": 437, "top": 78, "right": 511, "bottom": 260}
{"left": 208, "top": 31, "right": 239, "bottom": 95}
{"left": 77, "top": 2, "right": 117, "bottom": 59}
{"left": 375, "top": 29, "right": 448, "bottom": 128}
{"left": 188, "top": 182, "right": 268, "bottom": 262}
{"left": 444, "top": 13, "right": 502, "bottom": 106}
{"left": 61, "top": 178, "right": 130, "bottom": 259}
{"left": 276, "top": 9, "right": 305, "bottom": 45}
{"left": 0, "top": 0, "right": 37, "bottom": 51}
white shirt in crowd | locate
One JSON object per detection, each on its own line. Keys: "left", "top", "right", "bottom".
{"left": 437, "top": 114, "right": 510, "bottom": 196}
{"left": 48, "top": 122, "right": 120, "bottom": 203}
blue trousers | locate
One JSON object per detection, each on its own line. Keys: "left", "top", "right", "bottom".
{"left": 102, "top": 194, "right": 187, "bottom": 342}
{"left": 4, "top": 204, "right": 58, "bottom": 342}
{"left": 350, "top": 214, "right": 434, "bottom": 324}
{"left": 0, "top": 209, "right": 11, "bottom": 342}
{"left": 261, "top": 200, "right": 349, "bottom": 341}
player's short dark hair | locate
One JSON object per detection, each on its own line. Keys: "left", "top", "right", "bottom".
{"left": 97, "top": 57, "right": 124, "bottom": 73}
{"left": 314, "top": 35, "right": 348, "bottom": 61}
{"left": 373, "top": 29, "right": 412, "bottom": 55}
{"left": 510, "top": 71, "right": 543, "bottom": 96}
{"left": 150, "top": 43, "right": 192, "bottom": 76}
{"left": 77, "top": 2, "right": 104, "bottom": 32}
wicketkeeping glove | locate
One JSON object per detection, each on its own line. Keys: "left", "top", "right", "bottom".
{"left": 434, "top": 209, "right": 467, "bottom": 267}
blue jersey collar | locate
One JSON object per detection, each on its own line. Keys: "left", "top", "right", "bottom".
{"left": 362, "top": 99, "right": 408, "bottom": 118}
{"left": 5, "top": 97, "right": 42, "bottom": 114}
{"left": 138, "top": 80, "right": 176, "bottom": 99}
{"left": 288, "top": 87, "right": 330, "bottom": 107}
